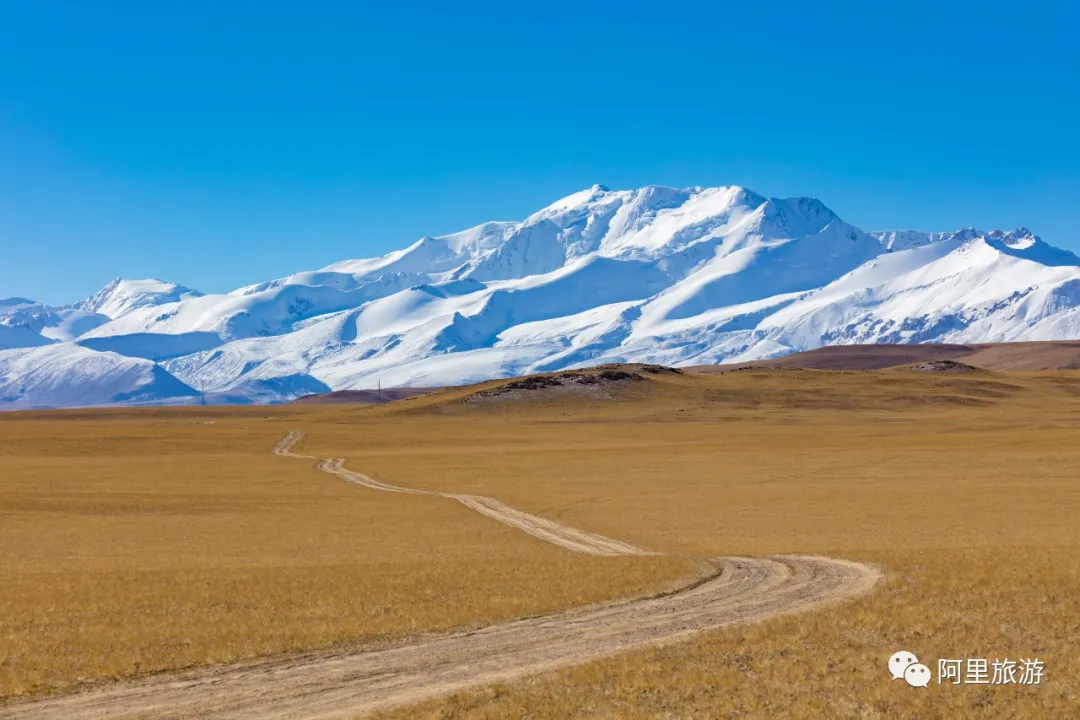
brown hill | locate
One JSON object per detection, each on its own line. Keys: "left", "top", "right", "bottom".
{"left": 290, "top": 387, "right": 439, "bottom": 405}
{"left": 292, "top": 365, "right": 683, "bottom": 409}
{"left": 688, "top": 341, "right": 1080, "bottom": 372}
{"left": 289, "top": 344, "right": 1080, "bottom": 406}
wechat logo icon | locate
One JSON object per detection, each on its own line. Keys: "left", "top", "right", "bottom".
{"left": 889, "top": 650, "right": 931, "bottom": 688}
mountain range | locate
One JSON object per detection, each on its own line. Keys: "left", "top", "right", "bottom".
{"left": 3, "top": 184, "right": 1079, "bottom": 409}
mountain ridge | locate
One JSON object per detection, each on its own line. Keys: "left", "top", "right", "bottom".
{"left": 2, "top": 184, "right": 1078, "bottom": 409}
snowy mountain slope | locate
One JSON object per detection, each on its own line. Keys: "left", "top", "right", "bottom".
{"left": 0, "top": 298, "right": 37, "bottom": 309}
{"left": 0, "top": 324, "right": 54, "bottom": 351}
{"left": 3, "top": 184, "right": 1080, "bottom": 408}
{"left": 0, "top": 299, "right": 110, "bottom": 348}
{"left": 82, "top": 271, "right": 421, "bottom": 342}
{"left": 0, "top": 278, "right": 202, "bottom": 353}
{"left": 76, "top": 278, "right": 204, "bottom": 318}
{"left": 0, "top": 343, "right": 196, "bottom": 409}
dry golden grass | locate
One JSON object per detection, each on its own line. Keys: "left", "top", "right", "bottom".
{"left": 302, "top": 367, "right": 1080, "bottom": 719}
{"left": 5, "top": 367, "right": 1080, "bottom": 718}
{"left": 0, "top": 407, "right": 689, "bottom": 699}
{"left": 376, "top": 549, "right": 1080, "bottom": 719}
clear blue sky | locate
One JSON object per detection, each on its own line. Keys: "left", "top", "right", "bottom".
{"left": 3, "top": 1, "right": 1078, "bottom": 305}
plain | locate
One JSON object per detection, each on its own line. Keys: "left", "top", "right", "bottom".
{"left": 2, "top": 365, "right": 1079, "bottom": 718}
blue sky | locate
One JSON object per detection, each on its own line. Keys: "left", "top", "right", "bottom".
{"left": 3, "top": 1, "right": 1078, "bottom": 305}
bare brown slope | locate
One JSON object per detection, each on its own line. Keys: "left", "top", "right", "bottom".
{"left": 336, "top": 364, "right": 679, "bottom": 416}
{"left": 365, "top": 361, "right": 1056, "bottom": 419}
{"left": 688, "top": 341, "right": 1080, "bottom": 372}
{"left": 290, "top": 388, "right": 438, "bottom": 405}
{"left": 962, "top": 340, "right": 1080, "bottom": 370}
{"left": 290, "top": 343, "right": 1080, "bottom": 407}
{"left": 289, "top": 365, "right": 684, "bottom": 411}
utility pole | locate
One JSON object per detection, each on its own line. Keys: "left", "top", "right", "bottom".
{"left": 377, "top": 379, "right": 382, "bottom": 403}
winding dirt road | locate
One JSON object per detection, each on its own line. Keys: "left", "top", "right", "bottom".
{"left": 275, "top": 430, "right": 650, "bottom": 557}
{"left": 1, "top": 431, "right": 879, "bottom": 720}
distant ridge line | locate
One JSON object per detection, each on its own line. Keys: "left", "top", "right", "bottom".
{"left": 690, "top": 341, "right": 1080, "bottom": 372}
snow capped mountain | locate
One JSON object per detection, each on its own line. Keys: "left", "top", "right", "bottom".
{"left": 75, "top": 277, "right": 204, "bottom": 318}
{"left": 0, "top": 344, "right": 196, "bottom": 409}
{"left": 0, "top": 297, "right": 37, "bottom": 308}
{"left": 3, "top": 184, "right": 1079, "bottom": 408}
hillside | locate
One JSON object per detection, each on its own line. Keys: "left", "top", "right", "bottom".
{"left": 692, "top": 340, "right": 1080, "bottom": 371}
{"left": 3, "top": 184, "right": 1080, "bottom": 409}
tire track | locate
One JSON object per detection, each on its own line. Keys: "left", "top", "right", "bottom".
{"left": 1, "top": 556, "right": 877, "bottom": 720}
{"left": 0, "top": 430, "right": 880, "bottom": 719}
{"left": 277, "top": 430, "right": 651, "bottom": 557}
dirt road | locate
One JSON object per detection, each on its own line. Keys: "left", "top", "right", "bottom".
{"left": 1, "top": 431, "right": 879, "bottom": 719}
{"left": 275, "top": 430, "right": 649, "bottom": 556}
{"left": 2, "top": 555, "right": 876, "bottom": 720}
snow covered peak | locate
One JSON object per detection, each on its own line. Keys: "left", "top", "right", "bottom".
{"left": 530, "top": 184, "right": 615, "bottom": 217}
{"left": 4, "top": 183, "right": 1079, "bottom": 410}
{"left": 0, "top": 297, "right": 37, "bottom": 308}
{"left": 986, "top": 227, "right": 1037, "bottom": 249}
{"left": 323, "top": 185, "right": 852, "bottom": 287}
{"left": 74, "top": 278, "right": 204, "bottom": 318}
{"left": 748, "top": 196, "right": 841, "bottom": 241}
{"left": 508, "top": 184, "right": 848, "bottom": 264}
{"left": 982, "top": 229, "right": 1080, "bottom": 267}
{"left": 871, "top": 227, "right": 1077, "bottom": 266}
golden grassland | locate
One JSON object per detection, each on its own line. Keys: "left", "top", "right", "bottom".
{"left": 377, "top": 548, "right": 1080, "bottom": 719}
{"left": 0, "top": 407, "right": 689, "bottom": 699}
{"left": 3, "top": 367, "right": 1080, "bottom": 717}
{"left": 301, "top": 367, "right": 1080, "bottom": 719}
